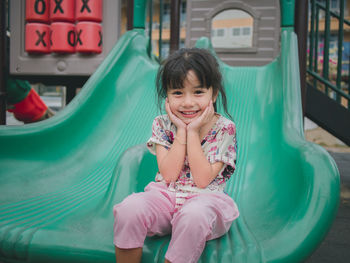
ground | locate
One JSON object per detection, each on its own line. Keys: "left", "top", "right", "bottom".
{"left": 305, "top": 124, "right": 350, "bottom": 263}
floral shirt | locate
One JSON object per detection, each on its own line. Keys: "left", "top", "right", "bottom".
{"left": 147, "top": 114, "right": 237, "bottom": 204}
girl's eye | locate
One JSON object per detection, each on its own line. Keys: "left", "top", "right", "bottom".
{"left": 172, "top": 91, "right": 182, "bottom": 95}
{"left": 194, "top": 89, "right": 205, "bottom": 95}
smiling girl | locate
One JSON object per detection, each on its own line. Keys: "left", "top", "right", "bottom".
{"left": 113, "top": 48, "right": 239, "bottom": 263}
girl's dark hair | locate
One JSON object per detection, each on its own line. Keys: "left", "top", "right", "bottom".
{"left": 156, "top": 48, "right": 232, "bottom": 119}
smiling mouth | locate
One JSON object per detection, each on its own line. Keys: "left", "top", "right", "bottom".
{"left": 180, "top": 110, "right": 200, "bottom": 118}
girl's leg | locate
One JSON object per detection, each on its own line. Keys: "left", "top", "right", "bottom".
{"left": 115, "top": 246, "right": 142, "bottom": 263}
{"left": 165, "top": 193, "right": 239, "bottom": 263}
{"left": 113, "top": 183, "right": 175, "bottom": 259}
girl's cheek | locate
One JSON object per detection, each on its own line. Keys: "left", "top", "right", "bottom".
{"left": 168, "top": 101, "right": 177, "bottom": 112}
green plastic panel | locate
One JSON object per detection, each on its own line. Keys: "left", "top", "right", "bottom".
{"left": 0, "top": 28, "right": 339, "bottom": 263}
{"left": 280, "top": 0, "right": 295, "bottom": 27}
{"left": 133, "top": 0, "right": 147, "bottom": 29}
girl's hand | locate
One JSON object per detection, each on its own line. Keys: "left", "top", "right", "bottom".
{"left": 165, "top": 98, "right": 187, "bottom": 131}
{"left": 187, "top": 100, "right": 215, "bottom": 133}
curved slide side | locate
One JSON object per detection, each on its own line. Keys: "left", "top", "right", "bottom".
{"left": 256, "top": 29, "right": 340, "bottom": 263}
{"left": 0, "top": 29, "right": 159, "bottom": 262}
{"left": 195, "top": 28, "right": 340, "bottom": 262}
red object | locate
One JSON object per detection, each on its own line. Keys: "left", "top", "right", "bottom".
{"left": 8, "top": 89, "right": 48, "bottom": 123}
{"left": 76, "top": 0, "right": 103, "bottom": 22}
{"left": 26, "top": 0, "right": 50, "bottom": 23}
{"left": 51, "top": 22, "right": 76, "bottom": 53}
{"left": 25, "top": 23, "right": 51, "bottom": 53}
{"left": 50, "top": 0, "right": 75, "bottom": 22}
{"left": 76, "top": 22, "right": 102, "bottom": 53}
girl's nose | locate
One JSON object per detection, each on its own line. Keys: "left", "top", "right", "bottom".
{"left": 182, "top": 94, "right": 194, "bottom": 107}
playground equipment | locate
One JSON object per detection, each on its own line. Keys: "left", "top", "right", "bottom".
{"left": 0, "top": 0, "right": 339, "bottom": 262}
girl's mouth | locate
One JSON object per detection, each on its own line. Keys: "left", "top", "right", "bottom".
{"left": 179, "top": 110, "right": 200, "bottom": 118}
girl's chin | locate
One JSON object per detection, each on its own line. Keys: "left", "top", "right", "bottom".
{"left": 175, "top": 115, "right": 194, "bottom": 125}
{"left": 182, "top": 119, "right": 193, "bottom": 125}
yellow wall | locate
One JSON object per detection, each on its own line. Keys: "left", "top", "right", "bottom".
{"left": 212, "top": 18, "right": 253, "bottom": 29}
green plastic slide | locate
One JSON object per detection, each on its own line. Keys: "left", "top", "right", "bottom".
{"left": 0, "top": 27, "right": 339, "bottom": 262}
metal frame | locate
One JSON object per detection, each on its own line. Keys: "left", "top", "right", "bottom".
{"left": 0, "top": 0, "right": 6, "bottom": 124}
{"left": 307, "top": 0, "right": 350, "bottom": 109}
{"left": 306, "top": 83, "right": 350, "bottom": 145}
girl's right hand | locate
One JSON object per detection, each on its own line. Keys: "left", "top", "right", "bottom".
{"left": 165, "top": 98, "right": 187, "bottom": 131}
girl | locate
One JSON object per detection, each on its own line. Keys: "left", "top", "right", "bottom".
{"left": 113, "top": 48, "right": 239, "bottom": 263}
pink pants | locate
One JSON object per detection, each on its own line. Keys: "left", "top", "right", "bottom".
{"left": 113, "top": 182, "right": 239, "bottom": 263}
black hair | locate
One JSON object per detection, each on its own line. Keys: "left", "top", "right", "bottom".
{"left": 156, "top": 48, "right": 232, "bottom": 119}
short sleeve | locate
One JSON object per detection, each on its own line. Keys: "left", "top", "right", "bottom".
{"left": 146, "top": 116, "right": 175, "bottom": 155}
{"left": 207, "top": 121, "right": 237, "bottom": 179}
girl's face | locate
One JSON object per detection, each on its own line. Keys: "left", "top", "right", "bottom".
{"left": 167, "top": 70, "right": 218, "bottom": 125}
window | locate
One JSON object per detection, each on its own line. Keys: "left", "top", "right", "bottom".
{"left": 181, "top": 1, "right": 186, "bottom": 14}
{"left": 180, "top": 1, "right": 186, "bottom": 25}
{"left": 163, "top": 3, "right": 170, "bottom": 15}
{"left": 217, "top": 28, "right": 225, "bottom": 37}
{"left": 242, "top": 27, "right": 251, "bottom": 36}
{"left": 232, "top": 28, "right": 240, "bottom": 36}
{"left": 211, "top": 9, "right": 253, "bottom": 49}
{"left": 331, "top": 0, "right": 339, "bottom": 10}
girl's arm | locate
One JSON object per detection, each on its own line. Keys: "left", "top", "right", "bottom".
{"left": 155, "top": 100, "right": 187, "bottom": 183}
{"left": 156, "top": 128, "right": 186, "bottom": 183}
{"left": 187, "top": 101, "right": 223, "bottom": 188}
{"left": 187, "top": 131, "right": 224, "bottom": 188}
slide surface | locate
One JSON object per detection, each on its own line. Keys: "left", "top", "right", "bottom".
{"left": 0, "top": 28, "right": 339, "bottom": 263}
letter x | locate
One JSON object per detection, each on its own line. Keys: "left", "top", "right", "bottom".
{"left": 98, "top": 31, "right": 102, "bottom": 47}
{"left": 80, "top": 0, "right": 91, "bottom": 13}
{"left": 76, "top": 29, "right": 83, "bottom": 45}
{"left": 35, "top": 30, "right": 46, "bottom": 47}
{"left": 53, "top": 0, "right": 64, "bottom": 14}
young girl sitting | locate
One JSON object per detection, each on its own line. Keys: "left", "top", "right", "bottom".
{"left": 113, "top": 48, "right": 239, "bottom": 263}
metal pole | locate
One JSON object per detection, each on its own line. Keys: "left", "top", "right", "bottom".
{"left": 170, "top": 0, "right": 180, "bottom": 54}
{"left": 323, "top": 0, "right": 331, "bottom": 95}
{"left": 148, "top": 0, "right": 153, "bottom": 56}
{"left": 127, "top": 0, "right": 134, "bottom": 30}
{"left": 335, "top": 0, "right": 344, "bottom": 104}
{"left": 159, "top": 0, "right": 163, "bottom": 60}
{"left": 309, "top": 0, "right": 315, "bottom": 73}
{"left": 294, "top": 0, "right": 309, "bottom": 117}
{"left": 314, "top": 5, "right": 320, "bottom": 90}
{"left": 0, "top": 0, "right": 7, "bottom": 125}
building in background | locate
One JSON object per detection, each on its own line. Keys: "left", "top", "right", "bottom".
{"left": 211, "top": 9, "right": 253, "bottom": 49}
{"left": 121, "top": 0, "right": 187, "bottom": 58}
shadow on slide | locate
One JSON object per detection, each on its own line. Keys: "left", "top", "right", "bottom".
{"left": 0, "top": 28, "right": 340, "bottom": 263}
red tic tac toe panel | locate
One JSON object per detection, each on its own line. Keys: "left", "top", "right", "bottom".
{"left": 51, "top": 22, "right": 76, "bottom": 53}
{"left": 76, "top": 0, "right": 103, "bottom": 22}
{"left": 76, "top": 22, "right": 102, "bottom": 53}
{"left": 26, "top": 0, "right": 50, "bottom": 23}
{"left": 50, "top": 0, "right": 75, "bottom": 22}
{"left": 25, "top": 23, "right": 50, "bottom": 53}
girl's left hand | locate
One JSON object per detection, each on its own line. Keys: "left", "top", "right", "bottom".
{"left": 187, "top": 100, "right": 215, "bottom": 133}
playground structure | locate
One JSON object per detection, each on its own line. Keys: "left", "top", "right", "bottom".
{"left": 0, "top": 0, "right": 340, "bottom": 262}
{"left": 186, "top": 0, "right": 281, "bottom": 66}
